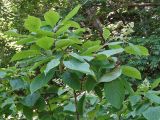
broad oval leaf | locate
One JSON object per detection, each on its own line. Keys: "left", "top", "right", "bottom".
{"left": 11, "top": 50, "right": 41, "bottom": 61}
{"left": 44, "top": 59, "right": 60, "bottom": 75}
{"left": 22, "top": 92, "right": 40, "bottom": 107}
{"left": 10, "top": 79, "right": 27, "bottom": 90}
{"left": 143, "top": 106, "right": 160, "bottom": 120}
{"left": 104, "top": 79, "right": 125, "bottom": 109}
{"left": 62, "top": 72, "right": 81, "bottom": 90}
{"left": 121, "top": 66, "right": 141, "bottom": 80}
{"left": 44, "top": 10, "right": 60, "bottom": 27}
{"left": 99, "top": 67, "right": 122, "bottom": 83}
{"left": 36, "top": 37, "right": 54, "bottom": 50}
{"left": 24, "top": 16, "right": 41, "bottom": 32}
{"left": 125, "top": 45, "right": 149, "bottom": 56}
{"left": 30, "top": 71, "right": 54, "bottom": 94}
{"left": 63, "top": 59, "right": 95, "bottom": 76}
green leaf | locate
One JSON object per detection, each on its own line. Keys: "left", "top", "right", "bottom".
{"left": 103, "top": 28, "right": 111, "bottom": 40}
{"left": 22, "top": 92, "right": 40, "bottom": 107}
{"left": 11, "top": 50, "right": 41, "bottom": 61}
{"left": 55, "top": 24, "right": 71, "bottom": 36}
{"left": 129, "top": 95, "right": 141, "bottom": 106}
{"left": 70, "top": 53, "right": 94, "bottom": 62}
{"left": 62, "top": 72, "right": 81, "bottom": 90}
{"left": 104, "top": 79, "right": 125, "bottom": 109}
{"left": 78, "top": 94, "right": 86, "bottom": 115}
{"left": 44, "top": 59, "right": 60, "bottom": 75}
{"left": 55, "top": 38, "right": 81, "bottom": 49}
{"left": 125, "top": 45, "right": 149, "bottom": 56}
{"left": 16, "top": 37, "right": 36, "bottom": 45}
{"left": 66, "top": 21, "right": 80, "bottom": 28}
{"left": 97, "top": 48, "right": 124, "bottom": 57}
{"left": 23, "top": 106, "right": 33, "bottom": 120}
{"left": 145, "top": 92, "right": 160, "bottom": 104}
{"left": 151, "top": 78, "right": 160, "bottom": 89}
{"left": 30, "top": 71, "right": 54, "bottom": 94}
{"left": 121, "top": 66, "right": 141, "bottom": 80}
{"left": 143, "top": 107, "right": 160, "bottom": 120}
{"left": 62, "top": 4, "right": 81, "bottom": 24}
{"left": 44, "top": 10, "right": 60, "bottom": 27}
{"left": 36, "top": 37, "right": 54, "bottom": 50}
{"left": 81, "top": 45, "right": 101, "bottom": 55}
{"left": 83, "top": 40, "right": 101, "bottom": 48}
{"left": 0, "top": 71, "right": 6, "bottom": 78}
{"left": 64, "top": 102, "right": 76, "bottom": 112}
{"left": 84, "top": 76, "right": 97, "bottom": 92}
{"left": 10, "top": 79, "right": 26, "bottom": 90}
{"left": 63, "top": 59, "right": 94, "bottom": 76}
{"left": 99, "top": 67, "right": 122, "bottom": 83}
{"left": 24, "top": 16, "right": 41, "bottom": 32}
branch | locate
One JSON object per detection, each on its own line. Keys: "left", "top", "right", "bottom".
{"left": 73, "top": 91, "right": 80, "bottom": 120}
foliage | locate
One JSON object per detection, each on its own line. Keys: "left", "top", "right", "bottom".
{"left": 0, "top": 4, "right": 151, "bottom": 119}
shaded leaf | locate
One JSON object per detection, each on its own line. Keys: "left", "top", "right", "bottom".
{"left": 104, "top": 79, "right": 125, "bottom": 109}
{"left": 143, "top": 107, "right": 160, "bottom": 120}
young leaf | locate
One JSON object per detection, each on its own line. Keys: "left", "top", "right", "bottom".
{"left": 143, "top": 107, "right": 160, "bottom": 120}
{"left": 62, "top": 4, "right": 81, "bottom": 24}
{"left": 125, "top": 45, "right": 149, "bottom": 56}
{"left": 151, "top": 78, "right": 160, "bottom": 89}
{"left": 11, "top": 50, "right": 41, "bottom": 61}
{"left": 55, "top": 24, "right": 71, "bottom": 36}
{"left": 36, "top": 37, "right": 54, "bottom": 50}
{"left": 24, "top": 16, "right": 41, "bottom": 32}
{"left": 44, "top": 59, "right": 60, "bottom": 75}
{"left": 121, "top": 66, "right": 141, "bottom": 80}
{"left": 99, "top": 67, "right": 122, "bottom": 83}
{"left": 103, "top": 28, "right": 111, "bottom": 40}
{"left": 44, "top": 10, "right": 60, "bottom": 27}
{"left": 104, "top": 79, "right": 125, "bottom": 109}
{"left": 30, "top": 71, "right": 54, "bottom": 94}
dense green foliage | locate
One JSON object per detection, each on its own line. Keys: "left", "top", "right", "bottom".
{"left": 1, "top": 0, "right": 160, "bottom": 120}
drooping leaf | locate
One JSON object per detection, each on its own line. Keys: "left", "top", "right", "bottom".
{"left": 30, "top": 71, "right": 54, "bottom": 94}
{"left": 10, "top": 79, "right": 26, "bottom": 90}
{"left": 99, "top": 67, "right": 122, "bottom": 83}
{"left": 24, "top": 16, "right": 41, "bottom": 32}
{"left": 70, "top": 53, "right": 94, "bottom": 62}
{"left": 78, "top": 94, "right": 86, "bottom": 115}
{"left": 66, "top": 21, "right": 80, "bottom": 28}
{"left": 44, "top": 59, "right": 60, "bottom": 75}
{"left": 11, "top": 50, "right": 41, "bottom": 61}
{"left": 103, "top": 28, "right": 111, "bottom": 40}
{"left": 22, "top": 92, "right": 40, "bottom": 107}
{"left": 125, "top": 45, "right": 149, "bottom": 56}
{"left": 36, "top": 37, "right": 54, "bottom": 50}
{"left": 98, "top": 48, "right": 124, "bottom": 57}
{"left": 81, "top": 45, "right": 101, "bottom": 55}
{"left": 44, "top": 10, "right": 60, "bottom": 27}
{"left": 104, "top": 79, "right": 125, "bottom": 109}
{"left": 143, "top": 107, "right": 160, "bottom": 120}
{"left": 121, "top": 66, "right": 141, "bottom": 80}
{"left": 63, "top": 59, "right": 94, "bottom": 76}
{"left": 145, "top": 92, "right": 160, "bottom": 104}
{"left": 62, "top": 72, "right": 81, "bottom": 90}
{"left": 62, "top": 4, "right": 81, "bottom": 24}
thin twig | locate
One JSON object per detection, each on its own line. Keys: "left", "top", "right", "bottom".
{"left": 73, "top": 90, "right": 80, "bottom": 120}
